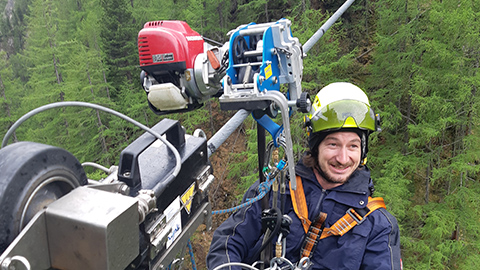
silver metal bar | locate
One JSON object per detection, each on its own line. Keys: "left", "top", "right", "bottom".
{"left": 243, "top": 50, "right": 263, "bottom": 57}
{"left": 207, "top": 109, "right": 250, "bottom": 157}
{"left": 303, "top": 0, "right": 356, "bottom": 53}
{"left": 232, "top": 62, "right": 263, "bottom": 68}
{"left": 231, "top": 83, "right": 255, "bottom": 90}
{"left": 218, "top": 91, "right": 297, "bottom": 189}
{"left": 0, "top": 211, "right": 51, "bottom": 270}
{"left": 238, "top": 22, "right": 276, "bottom": 36}
{"left": 239, "top": 27, "right": 269, "bottom": 36}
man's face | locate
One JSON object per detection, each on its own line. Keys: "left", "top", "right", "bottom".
{"left": 317, "top": 131, "right": 361, "bottom": 185}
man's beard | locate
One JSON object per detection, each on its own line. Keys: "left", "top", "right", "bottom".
{"left": 315, "top": 163, "right": 352, "bottom": 184}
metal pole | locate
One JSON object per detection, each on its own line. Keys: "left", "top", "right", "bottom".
{"left": 207, "top": 109, "right": 250, "bottom": 157}
{"left": 258, "top": 125, "right": 268, "bottom": 208}
{"left": 303, "top": 0, "right": 356, "bottom": 54}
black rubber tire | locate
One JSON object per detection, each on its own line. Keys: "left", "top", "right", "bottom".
{"left": 0, "top": 141, "right": 87, "bottom": 253}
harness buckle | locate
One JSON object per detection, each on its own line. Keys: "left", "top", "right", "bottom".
{"left": 346, "top": 208, "right": 365, "bottom": 225}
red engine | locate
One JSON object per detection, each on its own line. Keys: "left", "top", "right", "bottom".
{"left": 137, "top": 20, "right": 227, "bottom": 115}
{"left": 138, "top": 21, "right": 204, "bottom": 83}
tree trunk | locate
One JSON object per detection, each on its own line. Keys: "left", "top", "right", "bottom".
{"left": 230, "top": 0, "right": 238, "bottom": 22}
{"left": 0, "top": 74, "right": 17, "bottom": 142}
{"left": 402, "top": 93, "right": 412, "bottom": 154}
{"left": 216, "top": 1, "right": 225, "bottom": 30}
{"left": 467, "top": 58, "right": 478, "bottom": 136}
{"left": 102, "top": 66, "right": 111, "bottom": 100}
{"left": 52, "top": 53, "right": 63, "bottom": 84}
{"left": 93, "top": 36, "right": 111, "bottom": 100}
{"left": 425, "top": 161, "right": 430, "bottom": 204}
{"left": 46, "top": 2, "right": 68, "bottom": 134}
{"left": 87, "top": 64, "right": 109, "bottom": 163}
{"left": 265, "top": 2, "right": 269, "bottom": 22}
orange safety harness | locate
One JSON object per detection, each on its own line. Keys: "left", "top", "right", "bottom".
{"left": 289, "top": 175, "right": 386, "bottom": 258}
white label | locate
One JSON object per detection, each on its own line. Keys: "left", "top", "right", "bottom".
{"left": 186, "top": 36, "right": 203, "bottom": 41}
{"left": 165, "top": 197, "right": 182, "bottom": 249}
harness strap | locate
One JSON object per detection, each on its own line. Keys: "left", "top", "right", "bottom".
{"left": 321, "top": 197, "right": 385, "bottom": 238}
{"left": 300, "top": 212, "right": 327, "bottom": 258}
{"left": 290, "top": 175, "right": 311, "bottom": 233}
{"left": 290, "top": 176, "right": 387, "bottom": 258}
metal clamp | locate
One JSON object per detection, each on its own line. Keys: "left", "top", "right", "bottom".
{"left": 1, "top": 256, "right": 31, "bottom": 270}
{"left": 263, "top": 139, "right": 287, "bottom": 179}
{"left": 296, "top": 257, "right": 313, "bottom": 270}
{"left": 346, "top": 208, "right": 365, "bottom": 225}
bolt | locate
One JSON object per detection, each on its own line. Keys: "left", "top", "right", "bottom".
{"left": 120, "top": 184, "right": 130, "bottom": 195}
{"left": 259, "top": 76, "right": 265, "bottom": 84}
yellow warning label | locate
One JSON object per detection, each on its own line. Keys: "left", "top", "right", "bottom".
{"left": 181, "top": 183, "right": 195, "bottom": 214}
{"left": 265, "top": 64, "right": 272, "bottom": 80}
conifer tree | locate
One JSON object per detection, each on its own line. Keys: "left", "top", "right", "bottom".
{"left": 370, "top": 0, "right": 480, "bottom": 268}
{"left": 99, "top": 0, "right": 138, "bottom": 98}
{"left": 17, "top": 0, "right": 69, "bottom": 147}
{"left": 132, "top": 0, "right": 176, "bottom": 23}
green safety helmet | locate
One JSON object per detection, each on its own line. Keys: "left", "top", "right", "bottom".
{"left": 304, "top": 82, "right": 381, "bottom": 164}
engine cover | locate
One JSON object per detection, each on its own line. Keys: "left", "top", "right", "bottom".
{"left": 138, "top": 20, "right": 203, "bottom": 83}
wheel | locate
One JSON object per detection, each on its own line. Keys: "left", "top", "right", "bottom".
{"left": 0, "top": 141, "right": 87, "bottom": 253}
{"left": 232, "top": 35, "right": 249, "bottom": 64}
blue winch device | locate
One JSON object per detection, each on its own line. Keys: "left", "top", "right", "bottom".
{"left": 220, "top": 19, "right": 310, "bottom": 182}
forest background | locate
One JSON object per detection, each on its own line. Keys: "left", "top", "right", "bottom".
{"left": 1, "top": 0, "right": 479, "bottom": 269}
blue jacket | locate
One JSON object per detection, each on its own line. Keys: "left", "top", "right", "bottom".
{"left": 207, "top": 160, "right": 402, "bottom": 269}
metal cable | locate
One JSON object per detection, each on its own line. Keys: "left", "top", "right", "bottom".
{"left": 1, "top": 101, "right": 182, "bottom": 177}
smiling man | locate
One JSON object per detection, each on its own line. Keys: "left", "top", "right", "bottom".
{"left": 207, "top": 82, "right": 402, "bottom": 270}
{"left": 314, "top": 131, "right": 362, "bottom": 188}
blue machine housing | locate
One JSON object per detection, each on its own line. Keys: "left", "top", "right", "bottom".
{"left": 221, "top": 19, "right": 304, "bottom": 145}
{"left": 224, "top": 19, "right": 303, "bottom": 95}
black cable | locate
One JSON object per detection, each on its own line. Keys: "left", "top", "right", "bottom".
{"left": 202, "top": 36, "right": 224, "bottom": 46}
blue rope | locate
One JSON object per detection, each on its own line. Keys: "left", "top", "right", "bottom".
{"left": 211, "top": 160, "right": 286, "bottom": 215}
{"left": 187, "top": 240, "right": 197, "bottom": 270}
{"left": 211, "top": 177, "right": 274, "bottom": 215}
